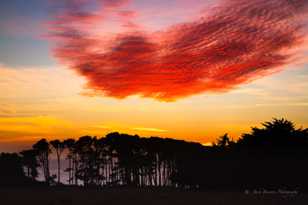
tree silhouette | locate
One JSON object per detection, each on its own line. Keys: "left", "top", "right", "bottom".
{"left": 237, "top": 118, "right": 308, "bottom": 148}
{"left": 50, "top": 139, "right": 65, "bottom": 184}
{"left": 63, "top": 138, "right": 76, "bottom": 185}
{"left": 20, "top": 149, "right": 39, "bottom": 180}
{"left": 214, "top": 133, "right": 233, "bottom": 148}
{"left": 33, "top": 139, "right": 51, "bottom": 184}
{"left": 73, "top": 136, "right": 99, "bottom": 186}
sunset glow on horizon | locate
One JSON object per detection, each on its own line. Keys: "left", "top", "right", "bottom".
{"left": 0, "top": 0, "right": 308, "bottom": 152}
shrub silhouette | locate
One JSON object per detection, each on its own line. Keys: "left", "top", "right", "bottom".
{"left": 0, "top": 153, "right": 29, "bottom": 186}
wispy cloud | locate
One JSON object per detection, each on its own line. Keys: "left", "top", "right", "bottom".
{"left": 132, "top": 127, "right": 168, "bottom": 133}
{"left": 48, "top": 0, "right": 308, "bottom": 101}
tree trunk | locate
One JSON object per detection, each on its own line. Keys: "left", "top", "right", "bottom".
{"left": 57, "top": 152, "right": 60, "bottom": 184}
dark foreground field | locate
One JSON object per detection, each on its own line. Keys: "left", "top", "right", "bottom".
{"left": 0, "top": 187, "right": 307, "bottom": 205}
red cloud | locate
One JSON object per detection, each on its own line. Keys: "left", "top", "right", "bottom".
{"left": 49, "top": 0, "right": 308, "bottom": 101}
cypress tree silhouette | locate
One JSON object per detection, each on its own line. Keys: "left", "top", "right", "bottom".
{"left": 50, "top": 139, "right": 65, "bottom": 184}
{"left": 33, "top": 139, "right": 51, "bottom": 185}
{"left": 63, "top": 138, "right": 76, "bottom": 185}
{"left": 20, "top": 149, "right": 39, "bottom": 180}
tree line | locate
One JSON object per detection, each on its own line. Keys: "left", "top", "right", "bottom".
{"left": 19, "top": 133, "right": 205, "bottom": 187}
{"left": 1, "top": 118, "right": 308, "bottom": 190}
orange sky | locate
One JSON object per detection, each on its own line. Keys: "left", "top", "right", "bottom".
{"left": 1, "top": 63, "right": 308, "bottom": 152}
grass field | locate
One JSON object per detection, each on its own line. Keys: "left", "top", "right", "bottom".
{"left": 0, "top": 187, "right": 307, "bottom": 205}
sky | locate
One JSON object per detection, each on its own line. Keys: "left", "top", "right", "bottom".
{"left": 0, "top": 0, "right": 308, "bottom": 152}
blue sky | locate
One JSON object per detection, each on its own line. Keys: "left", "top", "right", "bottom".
{"left": 0, "top": 0, "right": 54, "bottom": 67}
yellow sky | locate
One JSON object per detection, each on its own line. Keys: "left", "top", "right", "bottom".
{"left": 0, "top": 63, "right": 308, "bottom": 152}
